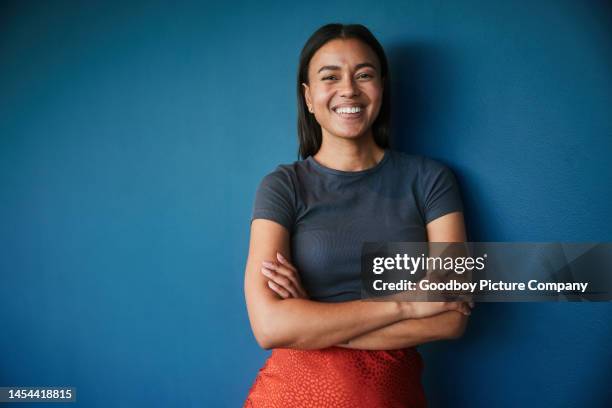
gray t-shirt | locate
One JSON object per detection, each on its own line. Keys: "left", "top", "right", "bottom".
{"left": 251, "top": 148, "right": 464, "bottom": 302}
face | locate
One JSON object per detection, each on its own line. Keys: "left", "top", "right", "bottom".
{"left": 303, "top": 38, "right": 384, "bottom": 142}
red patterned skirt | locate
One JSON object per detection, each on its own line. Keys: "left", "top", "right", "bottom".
{"left": 244, "top": 346, "right": 426, "bottom": 408}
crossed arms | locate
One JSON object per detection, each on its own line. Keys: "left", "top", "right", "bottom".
{"left": 243, "top": 212, "right": 471, "bottom": 350}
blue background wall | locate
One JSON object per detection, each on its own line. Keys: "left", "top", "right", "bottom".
{"left": 1, "top": 1, "right": 610, "bottom": 407}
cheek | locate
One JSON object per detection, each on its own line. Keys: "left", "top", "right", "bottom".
{"left": 365, "top": 86, "right": 383, "bottom": 121}
{"left": 365, "top": 84, "right": 383, "bottom": 105}
{"left": 313, "top": 89, "right": 333, "bottom": 107}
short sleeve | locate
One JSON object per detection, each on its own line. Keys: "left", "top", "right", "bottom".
{"left": 420, "top": 160, "right": 464, "bottom": 224}
{"left": 250, "top": 168, "right": 295, "bottom": 232}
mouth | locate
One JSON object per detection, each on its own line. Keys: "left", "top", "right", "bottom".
{"left": 331, "top": 105, "right": 365, "bottom": 120}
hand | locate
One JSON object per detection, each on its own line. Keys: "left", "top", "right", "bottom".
{"left": 261, "top": 252, "right": 309, "bottom": 299}
{"left": 371, "top": 277, "right": 474, "bottom": 318}
{"left": 403, "top": 300, "right": 474, "bottom": 319}
{"left": 405, "top": 273, "right": 475, "bottom": 318}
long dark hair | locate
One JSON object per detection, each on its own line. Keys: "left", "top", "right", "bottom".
{"left": 297, "top": 23, "right": 391, "bottom": 160}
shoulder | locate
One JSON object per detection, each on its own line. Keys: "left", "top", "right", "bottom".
{"left": 256, "top": 159, "right": 305, "bottom": 190}
{"left": 252, "top": 160, "right": 305, "bottom": 231}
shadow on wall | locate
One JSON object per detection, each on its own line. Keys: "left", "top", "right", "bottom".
{"left": 386, "top": 43, "right": 513, "bottom": 405}
{"left": 386, "top": 42, "right": 494, "bottom": 242}
{"left": 387, "top": 42, "right": 457, "bottom": 156}
{"left": 385, "top": 42, "right": 612, "bottom": 408}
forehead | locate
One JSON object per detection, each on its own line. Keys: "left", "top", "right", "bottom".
{"left": 309, "top": 38, "right": 380, "bottom": 72}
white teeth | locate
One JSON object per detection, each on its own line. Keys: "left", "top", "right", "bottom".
{"left": 335, "top": 106, "right": 362, "bottom": 114}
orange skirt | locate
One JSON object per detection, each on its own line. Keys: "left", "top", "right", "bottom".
{"left": 244, "top": 346, "right": 426, "bottom": 408}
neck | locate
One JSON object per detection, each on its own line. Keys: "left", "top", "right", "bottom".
{"left": 313, "top": 131, "right": 385, "bottom": 172}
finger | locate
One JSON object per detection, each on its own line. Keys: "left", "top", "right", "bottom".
{"left": 267, "top": 280, "right": 291, "bottom": 299}
{"left": 268, "top": 281, "right": 288, "bottom": 298}
{"left": 446, "top": 301, "right": 471, "bottom": 315}
{"left": 263, "top": 261, "right": 303, "bottom": 294}
{"left": 276, "top": 259, "right": 307, "bottom": 297}
{"left": 262, "top": 267, "right": 298, "bottom": 297}
{"left": 293, "top": 283, "right": 308, "bottom": 299}
{"left": 262, "top": 267, "right": 299, "bottom": 298}
{"left": 276, "top": 252, "right": 297, "bottom": 273}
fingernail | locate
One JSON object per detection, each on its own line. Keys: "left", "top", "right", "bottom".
{"left": 262, "top": 261, "right": 275, "bottom": 268}
{"left": 277, "top": 252, "right": 286, "bottom": 262}
{"left": 261, "top": 268, "right": 272, "bottom": 276}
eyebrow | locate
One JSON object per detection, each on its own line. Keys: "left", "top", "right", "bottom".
{"left": 317, "top": 62, "right": 377, "bottom": 74}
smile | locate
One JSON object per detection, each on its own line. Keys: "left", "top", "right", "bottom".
{"left": 332, "top": 105, "right": 364, "bottom": 119}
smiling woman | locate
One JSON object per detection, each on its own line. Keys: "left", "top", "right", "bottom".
{"left": 296, "top": 25, "right": 390, "bottom": 163}
{"left": 243, "top": 23, "right": 472, "bottom": 407}
{"left": 303, "top": 39, "right": 383, "bottom": 142}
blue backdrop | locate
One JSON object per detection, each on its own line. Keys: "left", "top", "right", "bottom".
{"left": 1, "top": 1, "right": 610, "bottom": 407}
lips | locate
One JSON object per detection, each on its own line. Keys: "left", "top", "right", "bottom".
{"left": 331, "top": 104, "right": 365, "bottom": 121}
{"left": 332, "top": 103, "right": 363, "bottom": 111}
{"left": 333, "top": 107, "right": 363, "bottom": 121}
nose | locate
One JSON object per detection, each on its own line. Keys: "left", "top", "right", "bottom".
{"left": 339, "top": 75, "right": 360, "bottom": 98}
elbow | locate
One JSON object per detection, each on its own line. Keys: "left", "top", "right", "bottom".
{"left": 253, "top": 322, "right": 280, "bottom": 350}
{"left": 446, "top": 312, "right": 469, "bottom": 340}
{"left": 257, "top": 342, "right": 272, "bottom": 351}
{"left": 248, "top": 300, "right": 311, "bottom": 350}
{"left": 254, "top": 322, "right": 314, "bottom": 350}
{"left": 252, "top": 317, "right": 294, "bottom": 350}
{"left": 248, "top": 299, "right": 286, "bottom": 350}
{"left": 255, "top": 333, "right": 275, "bottom": 351}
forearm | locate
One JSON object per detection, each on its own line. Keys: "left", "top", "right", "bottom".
{"left": 258, "top": 298, "right": 407, "bottom": 350}
{"left": 336, "top": 311, "right": 468, "bottom": 350}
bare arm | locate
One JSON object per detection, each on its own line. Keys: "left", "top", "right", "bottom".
{"left": 244, "top": 219, "right": 411, "bottom": 350}
{"left": 337, "top": 310, "right": 467, "bottom": 350}
{"left": 336, "top": 212, "right": 472, "bottom": 350}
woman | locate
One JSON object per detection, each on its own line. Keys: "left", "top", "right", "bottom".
{"left": 243, "top": 23, "right": 473, "bottom": 407}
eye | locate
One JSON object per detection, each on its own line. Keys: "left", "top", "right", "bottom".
{"left": 322, "top": 75, "right": 338, "bottom": 81}
{"left": 357, "top": 73, "right": 373, "bottom": 79}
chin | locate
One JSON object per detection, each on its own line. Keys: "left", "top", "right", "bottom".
{"left": 334, "top": 130, "right": 369, "bottom": 140}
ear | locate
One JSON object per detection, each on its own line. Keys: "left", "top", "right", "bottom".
{"left": 302, "top": 83, "right": 312, "bottom": 110}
